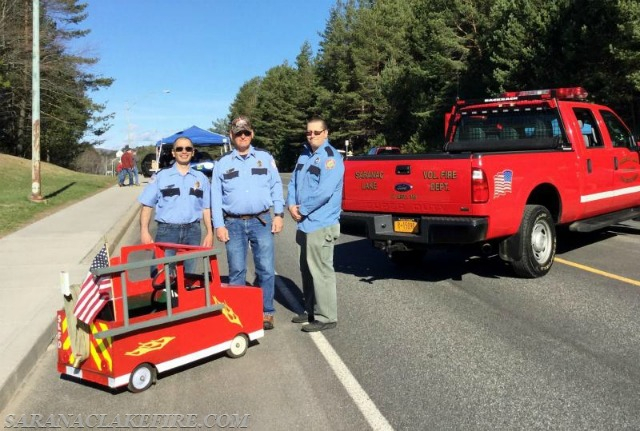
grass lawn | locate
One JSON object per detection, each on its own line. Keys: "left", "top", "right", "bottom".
{"left": 0, "top": 153, "right": 115, "bottom": 238}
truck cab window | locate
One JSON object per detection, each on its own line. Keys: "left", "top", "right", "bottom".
{"left": 600, "top": 110, "right": 636, "bottom": 149}
{"left": 572, "top": 108, "right": 603, "bottom": 148}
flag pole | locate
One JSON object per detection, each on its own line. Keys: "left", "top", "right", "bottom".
{"left": 103, "top": 237, "right": 117, "bottom": 321}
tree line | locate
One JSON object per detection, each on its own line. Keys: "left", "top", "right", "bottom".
{"left": 1, "top": 1, "right": 640, "bottom": 172}
{"left": 0, "top": 0, "right": 112, "bottom": 169}
{"left": 222, "top": 0, "right": 640, "bottom": 171}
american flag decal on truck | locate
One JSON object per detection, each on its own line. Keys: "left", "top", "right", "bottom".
{"left": 494, "top": 169, "right": 513, "bottom": 198}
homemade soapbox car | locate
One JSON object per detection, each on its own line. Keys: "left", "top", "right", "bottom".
{"left": 57, "top": 242, "right": 264, "bottom": 392}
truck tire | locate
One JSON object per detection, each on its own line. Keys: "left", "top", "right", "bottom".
{"left": 511, "top": 205, "right": 556, "bottom": 278}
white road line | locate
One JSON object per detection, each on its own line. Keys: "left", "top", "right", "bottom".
{"left": 309, "top": 332, "right": 394, "bottom": 431}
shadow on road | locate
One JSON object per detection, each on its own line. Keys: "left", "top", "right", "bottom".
{"left": 275, "top": 275, "right": 305, "bottom": 314}
{"left": 337, "top": 222, "right": 640, "bottom": 282}
{"left": 334, "top": 238, "right": 512, "bottom": 283}
{"left": 556, "top": 222, "right": 640, "bottom": 254}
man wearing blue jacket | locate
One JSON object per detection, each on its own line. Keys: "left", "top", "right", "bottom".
{"left": 211, "top": 116, "right": 284, "bottom": 330}
{"left": 287, "top": 117, "right": 344, "bottom": 332}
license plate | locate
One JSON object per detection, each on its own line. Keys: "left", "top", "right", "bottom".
{"left": 393, "top": 219, "right": 419, "bottom": 233}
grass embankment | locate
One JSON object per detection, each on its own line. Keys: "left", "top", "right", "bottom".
{"left": 0, "top": 153, "right": 115, "bottom": 238}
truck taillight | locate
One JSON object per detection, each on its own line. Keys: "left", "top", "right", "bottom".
{"left": 472, "top": 168, "right": 489, "bottom": 203}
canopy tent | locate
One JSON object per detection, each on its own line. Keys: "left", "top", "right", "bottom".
{"left": 151, "top": 126, "right": 230, "bottom": 174}
{"left": 156, "top": 125, "right": 228, "bottom": 146}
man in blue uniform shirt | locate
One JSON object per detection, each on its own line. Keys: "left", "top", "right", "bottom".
{"left": 211, "top": 116, "right": 284, "bottom": 330}
{"left": 287, "top": 117, "right": 344, "bottom": 332}
{"left": 139, "top": 137, "right": 213, "bottom": 274}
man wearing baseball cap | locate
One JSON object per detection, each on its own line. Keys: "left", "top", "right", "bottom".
{"left": 211, "top": 116, "right": 285, "bottom": 330}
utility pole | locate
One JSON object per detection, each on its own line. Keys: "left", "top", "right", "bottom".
{"left": 30, "top": 0, "right": 43, "bottom": 202}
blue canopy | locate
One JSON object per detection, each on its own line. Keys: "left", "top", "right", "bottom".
{"left": 156, "top": 125, "right": 228, "bottom": 146}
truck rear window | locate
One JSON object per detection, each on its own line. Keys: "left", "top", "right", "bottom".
{"left": 447, "top": 108, "right": 566, "bottom": 152}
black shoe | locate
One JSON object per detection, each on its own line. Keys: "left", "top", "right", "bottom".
{"left": 291, "top": 313, "right": 310, "bottom": 323}
{"left": 301, "top": 320, "right": 337, "bottom": 332}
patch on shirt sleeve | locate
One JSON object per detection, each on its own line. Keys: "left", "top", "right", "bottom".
{"left": 325, "top": 159, "right": 336, "bottom": 170}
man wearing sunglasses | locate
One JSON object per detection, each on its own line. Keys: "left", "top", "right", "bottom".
{"left": 287, "top": 117, "right": 344, "bottom": 332}
{"left": 211, "top": 116, "right": 284, "bottom": 330}
{"left": 138, "top": 137, "right": 214, "bottom": 274}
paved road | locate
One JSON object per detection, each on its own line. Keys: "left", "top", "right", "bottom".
{"left": 3, "top": 208, "right": 640, "bottom": 429}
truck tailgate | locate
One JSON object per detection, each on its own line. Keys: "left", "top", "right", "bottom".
{"left": 342, "top": 155, "right": 473, "bottom": 215}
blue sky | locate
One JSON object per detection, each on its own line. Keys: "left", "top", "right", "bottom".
{"left": 71, "top": 0, "right": 336, "bottom": 150}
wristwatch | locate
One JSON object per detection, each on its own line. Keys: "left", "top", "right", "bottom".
{"left": 274, "top": 212, "right": 284, "bottom": 218}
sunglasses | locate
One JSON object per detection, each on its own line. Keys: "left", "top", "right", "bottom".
{"left": 306, "top": 130, "right": 325, "bottom": 136}
{"left": 174, "top": 146, "right": 194, "bottom": 153}
{"left": 234, "top": 130, "right": 252, "bottom": 138}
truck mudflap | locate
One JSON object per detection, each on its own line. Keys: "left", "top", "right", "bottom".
{"left": 340, "top": 211, "right": 489, "bottom": 244}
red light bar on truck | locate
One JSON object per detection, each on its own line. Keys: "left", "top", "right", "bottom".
{"left": 500, "top": 87, "right": 588, "bottom": 100}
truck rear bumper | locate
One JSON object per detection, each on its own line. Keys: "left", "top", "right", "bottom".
{"left": 340, "top": 211, "right": 488, "bottom": 244}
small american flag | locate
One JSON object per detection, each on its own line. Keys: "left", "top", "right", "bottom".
{"left": 74, "top": 244, "right": 112, "bottom": 324}
{"left": 494, "top": 169, "right": 513, "bottom": 198}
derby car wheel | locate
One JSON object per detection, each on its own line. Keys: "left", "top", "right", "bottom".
{"left": 511, "top": 205, "right": 556, "bottom": 278}
{"left": 227, "top": 334, "right": 249, "bottom": 358}
{"left": 128, "top": 363, "right": 156, "bottom": 393}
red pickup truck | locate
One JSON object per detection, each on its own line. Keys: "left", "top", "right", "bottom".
{"left": 340, "top": 87, "right": 640, "bottom": 277}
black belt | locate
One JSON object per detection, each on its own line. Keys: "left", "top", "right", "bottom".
{"left": 224, "top": 209, "right": 269, "bottom": 225}
{"left": 157, "top": 220, "right": 200, "bottom": 227}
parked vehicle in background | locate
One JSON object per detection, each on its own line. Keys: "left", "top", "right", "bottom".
{"left": 190, "top": 149, "right": 215, "bottom": 177}
{"left": 341, "top": 87, "right": 640, "bottom": 278}
{"left": 367, "top": 146, "right": 401, "bottom": 155}
{"left": 150, "top": 144, "right": 217, "bottom": 177}
{"left": 140, "top": 153, "right": 156, "bottom": 178}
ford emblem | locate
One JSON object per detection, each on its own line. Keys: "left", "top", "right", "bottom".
{"left": 395, "top": 183, "right": 413, "bottom": 192}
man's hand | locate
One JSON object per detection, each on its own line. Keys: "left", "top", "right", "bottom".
{"left": 288, "top": 204, "right": 302, "bottom": 222}
{"left": 272, "top": 216, "right": 283, "bottom": 233}
{"left": 202, "top": 231, "right": 214, "bottom": 247}
{"left": 216, "top": 226, "right": 230, "bottom": 243}
{"left": 140, "top": 230, "right": 154, "bottom": 244}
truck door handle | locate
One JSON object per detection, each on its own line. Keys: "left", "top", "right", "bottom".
{"left": 396, "top": 165, "right": 411, "bottom": 175}
{"left": 614, "top": 156, "right": 619, "bottom": 170}
{"left": 587, "top": 159, "right": 592, "bottom": 173}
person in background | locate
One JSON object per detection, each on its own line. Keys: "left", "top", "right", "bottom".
{"left": 138, "top": 137, "right": 213, "bottom": 274}
{"left": 131, "top": 149, "right": 140, "bottom": 186}
{"left": 119, "top": 146, "right": 134, "bottom": 186}
{"left": 211, "top": 116, "right": 284, "bottom": 330}
{"left": 287, "top": 117, "right": 344, "bottom": 332}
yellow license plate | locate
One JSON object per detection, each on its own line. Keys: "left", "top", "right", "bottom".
{"left": 393, "top": 219, "right": 419, "bottom": 233}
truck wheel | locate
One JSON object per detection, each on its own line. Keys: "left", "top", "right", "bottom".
{"left": 227, "top": 334, "right": 249, "bottom": 358}
{"left": 511, "top": 205, "right": 556, "bottom": 278}
{"left": 128, "top": 363, "right": 156, "bottom": 393}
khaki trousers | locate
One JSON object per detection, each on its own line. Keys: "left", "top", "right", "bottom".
{"left": 296, "top": 224, "right": 340, "bottom": 323}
